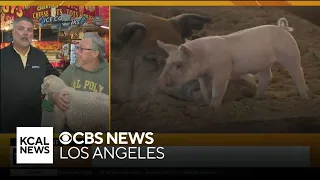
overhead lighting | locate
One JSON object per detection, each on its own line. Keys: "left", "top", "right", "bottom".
{"left": 100, "top": 26, "right": 109, "bottom": 29}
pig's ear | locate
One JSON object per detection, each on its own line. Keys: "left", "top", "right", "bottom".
{"left": 118, "top": 22, "right": 147, "bottom": 47}
{"left": 169, "top": 13, "right": 212, "bottom": 39}
{"left": 179, "top": 45, "right": 193, "bottom": 60}
{"left": 157, "top": 40, "right": 178, "bottom": 54}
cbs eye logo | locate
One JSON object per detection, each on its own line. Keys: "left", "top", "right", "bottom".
{"left": 59, "top": 132, "right": 72, "bottom": 145}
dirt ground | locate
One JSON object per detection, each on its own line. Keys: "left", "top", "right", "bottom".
{"left": 111, "top": 6, "right": 320, "bottom": 133}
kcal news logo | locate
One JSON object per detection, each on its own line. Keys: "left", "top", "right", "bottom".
{"left": 16, "top": 127, "right": 165, "bottom": 163}
{"left": 16, "top": 127, "right": 53, "bottom": 164}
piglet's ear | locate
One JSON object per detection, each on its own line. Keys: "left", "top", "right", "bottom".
{"left": 179, "top": 45, "right": 193, "bottom": 60}
{"left": 156, "top": 40, "right": 166, "bottom": 50}
{"left": 157, "top": 40, "right": 179, "bottom": 54}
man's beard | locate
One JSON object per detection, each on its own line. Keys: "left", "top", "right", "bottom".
{"left": 20, "top": 41, "right": 31, "bottom": 47}
{"left": 14, "top": 37, "right": 31, "bottom": 47}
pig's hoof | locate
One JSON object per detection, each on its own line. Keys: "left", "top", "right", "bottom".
{"left": 300, "top": 90, "right": 311, "bottom": 100}
{"left": 301, "top": 96, "right": 310, "bottom": 101}
{"left": 209, "top": 100, "right": 221, "bottom": 108}
{"left": 208, "top": 101, "right": 222, "bottom": 115}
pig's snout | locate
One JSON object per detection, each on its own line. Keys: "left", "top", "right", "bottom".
{"left": 156, "top": 78, "right": 166, "bottom": 86}
{"left": 157, "top": 77, "right": 172, "bottom": 87}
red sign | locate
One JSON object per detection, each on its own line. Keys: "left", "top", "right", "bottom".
{"left": 1, "top": 6, "right": 25, "bottom": 30}
{"left": 23, "top": 6, "right": 99, "bottom": 20}
{"left": 1, "top": 6, "right": 107, "bottom": 19}
{"left": 99, "top": 6, "right": 109, "bottom": 20}
{"left": 1, "top": 6, "right": 25, "bottom": 19}
{"left": 1, "top": 6, "right": 107, "bottom": 30}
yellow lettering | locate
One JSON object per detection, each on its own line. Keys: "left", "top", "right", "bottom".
{"left": 72, "top": 80, "right": 104, "bottom": 93}
{"left": 72, "top": 81, "right": 76, "bottom": 88}
{"left": 10, "top": 6, "right": 16, "bottom": 14}
{"left": 1, "top": 6, "right": 23, "bottom": 17}
{"left": 72, "top": 80, "right": 82, "bottom": 89}
{"left": 33, "top": 11, "right": 44, "bottom": 19}
{"left": 66, "top": 9, "right": 79, "bottom": 18}
{"left": 76, "top": 80, "right": 81, "bottom": 88}
{"left": 88, "top": 82, "right": 97, "bottom": 92}
{"left": 56, "top": 8, "right": 62, "bottom": 16}
{"left": 83, "top": 80, "right": 90, "bottom": 89}
{"left": 16, "top": 7, "right": 23, "bottom": 18}
{"left": 99, "top": 85, "right": 104, "bottom": 93}
{"left": 2, "top": 6, "right": 9, "bottom": 13}
{"left": 37, "top": 6, "right": 51, "bottom": 11}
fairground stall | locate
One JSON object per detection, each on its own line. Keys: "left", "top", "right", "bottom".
{"left": 1, "top": 6, "right": 109, "bottom": 71}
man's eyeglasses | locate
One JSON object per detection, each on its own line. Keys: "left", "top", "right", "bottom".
{"left": 75, "top": 46, "right": 92, "bottom": 53}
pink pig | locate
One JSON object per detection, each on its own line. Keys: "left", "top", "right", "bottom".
{"left": 157, "top": 17, "right": 311, "bottom": 108}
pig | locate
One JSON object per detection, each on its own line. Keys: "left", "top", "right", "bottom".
{"left": 111, "top": 7, "right": 259, "bottom": 104}
{"left": 111, "top": 7, "right": 214, "bottom": 103}
{"left": 41, "top": 75, "right": 109, "bottom": 133}
{"left": 156, "top": 17, "right": 311, "bottom": 108}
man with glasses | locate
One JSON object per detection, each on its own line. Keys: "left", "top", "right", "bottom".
{"left": 0, "top": 16, "right": 59, "bottom": 133}
{"left": 48, "top": 32, "right": 109, "bottom": 131}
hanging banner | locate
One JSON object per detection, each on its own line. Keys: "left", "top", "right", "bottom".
{"left": 1, "top": 6, "right": 105, "bottom": 30}
{"left": 22, "top": 6, "right": 99, "bottom": 20}
{"left": 38, "top": 14, "right": 87, "bottom": 28}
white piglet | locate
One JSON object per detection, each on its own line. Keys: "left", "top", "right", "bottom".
{"left": 156, "top": 17, "right": 310, "bottom": 108}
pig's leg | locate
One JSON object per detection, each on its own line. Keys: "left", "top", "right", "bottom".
{"left": 278, "top": 56, "right": 310, "bottom": 100}
{"left": 209, "top": 72, "right": 230, "bottom": 108}
{"left": 53, "top": 105, "right": 66, "bottom": 133}
{"left": 288, "top": 67, "right": 310, "bottom": 100}
{"left": 198, "top": 77, "right": 211, "bottom": 104}
{"left": 255, "top": 66, "right": 273, "bottom": 99}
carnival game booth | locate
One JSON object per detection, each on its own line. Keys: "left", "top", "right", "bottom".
{"left": 1, "top": 6, "right": 109, "bottom": 69}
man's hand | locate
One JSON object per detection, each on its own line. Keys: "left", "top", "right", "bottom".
{"left": 51, "top": 91, "right": 70, "bottom": 111}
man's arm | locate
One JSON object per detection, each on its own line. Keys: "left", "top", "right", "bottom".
{"left": 48, "top": 65, "right": 73, "bottom": 111}
{"left": 58, "top": 64, "right": 73, "bottom": 86}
